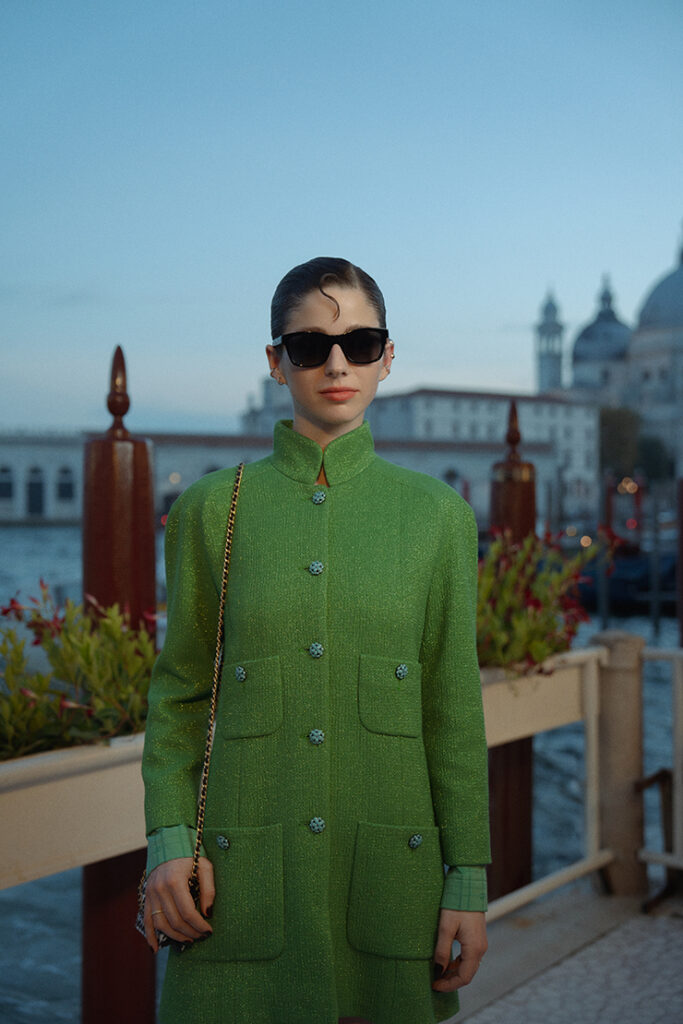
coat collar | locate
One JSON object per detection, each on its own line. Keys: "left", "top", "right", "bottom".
{"left": 271, "top": 419, "right": 375, "bottom": 485}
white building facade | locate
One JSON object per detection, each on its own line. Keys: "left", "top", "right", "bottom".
{"left": 0, "top": 435, "right": 82, "bottom": 524}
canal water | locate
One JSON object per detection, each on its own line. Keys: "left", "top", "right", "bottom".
{"left": 0, "top": 527, "right": 678, "bottom": 1021}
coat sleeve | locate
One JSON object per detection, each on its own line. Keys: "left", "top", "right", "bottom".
{"left": 141, "top": 483, "right": 223, "bottom": 837}
{"left": 419, "top": 494, "right": 491, "bottom": 868}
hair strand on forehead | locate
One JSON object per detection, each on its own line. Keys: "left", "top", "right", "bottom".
{"left": 318, "top": 273, "right": 342, "bottom": 321}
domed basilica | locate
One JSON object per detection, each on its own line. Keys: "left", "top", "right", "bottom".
{"left": 536, "top": 230, "right": 683, "bottom": 475}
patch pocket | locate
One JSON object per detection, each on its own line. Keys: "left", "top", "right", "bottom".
{"left": 219, "top": 656, "right": 283, "bottom": 738}
{"left": 358, "top": 654, "right": 422, "bottom": 737}
{"left": 347, "top": 821, "right": 443, "bottom": 959}
{"left": 188, "top": 823, "right": 284, "bottom": 962}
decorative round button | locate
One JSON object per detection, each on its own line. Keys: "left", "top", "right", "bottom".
{"left": 408, "top": 833, "right": 423, "bottom": 849}
{"left": 235, "top": 665, "right": 247, "bottom": 682}
{"left": 308, "top": 642, "right": 324, "bottom": 658}
{"left": 311, "top": 490, "right": 327, "bottom": 505}
{"left": 395, "top": 663, "right": 409, "bottom": 680}
{"left": 309, "top": 817, "right": 326, "bottom": 833}
{"left": 308, "top": 728, "right": 325, "bottom": 745}
{"left": 308, "top": 561, "right": 324, "bottom": 575}
{"left": 216, "top": 834, "right": 231, "bottom": 850}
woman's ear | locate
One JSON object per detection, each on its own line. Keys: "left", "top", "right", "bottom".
{"left": 378, "top": 339, "right": 394, "bottom": 382}
{"left": 266, "top": 344, "right": 287, "bottom": 385}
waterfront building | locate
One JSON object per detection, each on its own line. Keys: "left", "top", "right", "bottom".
{"left": 0, "top": 434, "right": 82, "bottom": 525}
{"left": 545, "top": 229, "right": 683, "bottom": 476}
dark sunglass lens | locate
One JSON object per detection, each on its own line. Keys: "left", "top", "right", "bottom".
{"left": 286, "top": 333, "right": 329, "bottom": 367}
{"left": 344, "top": 329, "right": 385, "bottom": 363}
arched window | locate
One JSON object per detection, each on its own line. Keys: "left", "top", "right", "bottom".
{"left": 56, "top": 466, "right": 75, "bottom": 501}
{"left": 26, "top": 466, "right": 44, "bottom": 517}
{"left": 0, "top": 466, "right": 12, "bottom": 499}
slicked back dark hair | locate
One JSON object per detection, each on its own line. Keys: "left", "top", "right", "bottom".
{"left": 271, "top": 257, "right": 387, "bottom": 338}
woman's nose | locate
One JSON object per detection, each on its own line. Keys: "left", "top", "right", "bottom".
{"left": 324, "top": 342, "right": 349, "bottom": 373}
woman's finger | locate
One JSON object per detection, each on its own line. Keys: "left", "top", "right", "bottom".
{"left": 198, "top": 856, "right": 216, "bottom": 918}
{"left": 144, "top": 902, "right": 160, "bottom": 952}
{"left": 160, "top": 885, "right": 212, "bottom": 940}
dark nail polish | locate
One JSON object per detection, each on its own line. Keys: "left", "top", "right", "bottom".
{"left": 206, "top": 905, "right": 213, "bottom": 919}
{"left": 433, "top": 963, "right": 444, "bottom": 981}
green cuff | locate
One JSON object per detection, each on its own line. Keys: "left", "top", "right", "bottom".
{"left": 440, "top": 865, "right": 488, "bottom": 912}
{"left": 146, "top": 825, "right": 207, "bottom": 876}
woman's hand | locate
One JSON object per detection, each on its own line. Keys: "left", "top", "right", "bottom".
{"left": 143, "top": 856, "right": 215, "bottom": 953}
{"left": 431, "top": 909, "right": 488, "bottom": 992}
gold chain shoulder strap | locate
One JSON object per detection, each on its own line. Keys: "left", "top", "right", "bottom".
{"left": 190, "top": 462, "right": 245, "bottom": 883}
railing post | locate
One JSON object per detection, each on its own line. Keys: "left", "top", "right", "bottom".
{"left": 590, "top": 628, "right": 648, "bottom": 895}
{"left": 81, "top": 347, "right": 156, "bottom": 1024}
{"left": 678, "top": 476, "right": 683, "bottom": 648}
{"left": 487, "top": 401, "right": 536, "bottom": 898}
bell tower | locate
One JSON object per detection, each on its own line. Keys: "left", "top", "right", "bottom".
{"left": 535, "top": 291, "right": 564, "bottom": 392}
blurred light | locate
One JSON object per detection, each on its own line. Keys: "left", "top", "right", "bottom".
{"left": 565, "top": 525, "right": 577, "bottom": 537}
{"left": 160, "top": 514, "right": 168, "bottom": 526}
{"left": 626, "top": 517, "right": 638, "bottom": 529}
{"left": 169, "top": 472, "right": 181, "bottom": 485}
{"left": 580, "top": 535, "right": 592, "bottom": 547}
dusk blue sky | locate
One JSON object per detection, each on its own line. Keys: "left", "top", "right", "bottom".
{"left": 2, "top": 0, "right": 682, "bottom": 433}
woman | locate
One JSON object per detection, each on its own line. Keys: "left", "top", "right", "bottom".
{"left": 142, "top": 257, "right": 491, "bottom": 1024}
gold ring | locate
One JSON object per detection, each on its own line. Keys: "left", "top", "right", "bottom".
{"left": 151, "top": 910, "right": 164, "bottom": 917}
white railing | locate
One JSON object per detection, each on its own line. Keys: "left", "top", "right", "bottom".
{"left": 639, "top": 646, "right": 683, "bottom": 872}
{"left": 483, "top": 646, "right": 615, "bottom": 922}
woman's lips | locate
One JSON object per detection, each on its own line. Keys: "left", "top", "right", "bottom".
{"left": 320, "top": 388, "right": 358, "bottom": 401}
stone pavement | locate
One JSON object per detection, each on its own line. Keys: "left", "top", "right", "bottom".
{"left": 460, "top": 897, "right": 683, "bottom": 1023}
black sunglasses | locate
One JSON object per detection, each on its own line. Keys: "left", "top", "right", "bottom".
{"left": 274, "top": 327, "right": 389, "bottom": 368}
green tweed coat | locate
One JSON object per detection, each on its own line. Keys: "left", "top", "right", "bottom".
{"left": 142, "top": 419, "right": 490, "bottom": 1024}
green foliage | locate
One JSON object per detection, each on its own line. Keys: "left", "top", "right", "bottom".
{"left": 0, "top": 582, "right": 157, "bottom": 761}
{"left": 477, "top": 525, "right": 617, "bottom": 676}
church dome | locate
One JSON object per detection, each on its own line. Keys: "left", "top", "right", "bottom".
{"left": 572, "top": 277, "right": 630, "bottom": 364}
{"left": 637, "top": 246, "right": 683, "bottom": 329}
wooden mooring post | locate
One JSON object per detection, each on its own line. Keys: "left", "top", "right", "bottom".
{"left": 81, "top": 347, "right": 156, "bottom": 1023}
{"left": 678, "top": 476, "right": 683, "bottom": 648}
{"left": 487, "top": 401, "right": 536, "bottom": 898}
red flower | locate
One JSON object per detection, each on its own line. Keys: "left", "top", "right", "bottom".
{"left": 58, "top": 694, "right": 92, "bottom": 717}
{"left": 1, "top": 596, "right": 26, "bottom": 619}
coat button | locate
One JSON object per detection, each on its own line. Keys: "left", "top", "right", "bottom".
{"left": 308, "top": 642, "right": 324, "bottom": 658}
{"left": 216, "top": 834, "right": 231, "bottom": 850}
{"left": 395, "top": 663, "right": 409, "bottom": 680}
{"left": 308, "top": 560, "right": 325, "bottom": 575}
{"left": 309, "top": 817, "right": 326, "bottom": 833}
{"left": 311, "top": 490, "right": 327, "bottom": 505}
{"left": 308, "top": 728, "right": 325, "bottom": 745}
{"left": 235, "top": 665, "right": 247, "bottom": 681}
{"left": 408, "top": 833, "right": 423, "bottom": 849}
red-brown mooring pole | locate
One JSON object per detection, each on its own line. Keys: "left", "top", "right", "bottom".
{"left": 81, "top": 347, "right": 156, "bottom": 1024}
{"left": 487, "top": 401, "right": 536, "bottom": 899}
{"left": 678, "top": 477, "right": 683, "bottom": 649}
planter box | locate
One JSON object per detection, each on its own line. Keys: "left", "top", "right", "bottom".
{"left": 0, "top": 734, "right": 145, "bottom": 890}
{"left": 482, "top": 647, "right": 606, "bottom": 748}
{"left": 0, "top": 646, "right": 608, "bottom": 891}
